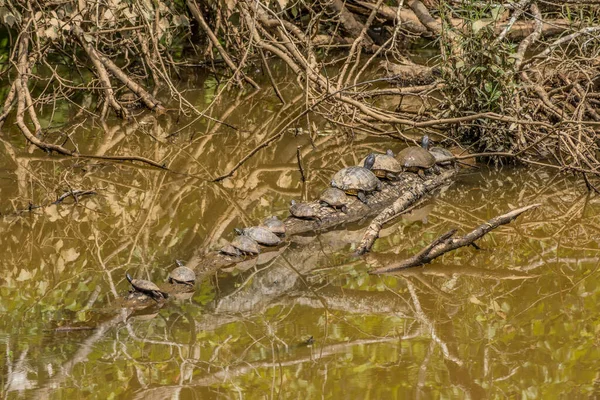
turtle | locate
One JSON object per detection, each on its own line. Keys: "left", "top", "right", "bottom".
{"left": 395, "top": 136, "right": 437, "bottom": 178}
{"left": 126, "top": 273, "right": 167, "bottom": 300}
{"left": 261, "top": 216, "right": 286, "bottom": 237}
{"left": 234, "top": 226, "right": 281, "bottom": 246}
{"left": 221, "top": 235, "right": 261, "bottom": 256}
{"left": 319, "top": 187, "right": 348, "bottom": 213}
{"left": 289, "top": 200, "right": 320, "bottom": 220}
{"left": 330, "top": 154, "right": 381, "bottom": 203}
{"left": 361, "top": 150, "right": 402, "bottom": 180}
{"left": 118, "top": 91, "right": 142, "bottom": 109}
{"left": 168, "top": 261, "right": 195, "bottom": 287}
{"left": 429, "top": 145, "right": 454, "bottom": 166}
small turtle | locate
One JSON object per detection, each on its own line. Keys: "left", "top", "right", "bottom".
{"left": 319, "top": 187, "right": 348, "bottom": 213}
{"left": 361, "top": 150, "right": 402, "bottom": 180}
{"left": 118, "top": 91, "right": 141, "bottom": 109}
{"left": 261, "top": 216, "right": 286, "bottom": 237}
{"left": 221, "top": 235, "right": 261, "bottom": 256}
{"left": 168, "top": 261, "right": 195, "bottom": 287}
{"left": 289, "top": 200, "right": 320, "bottom": 220}
{"left": 395, "top": 136, "right": 437, "bottom": 178}
{"left": 126, "top": 273, "right": 167, "bottom": 300}
{"left": 429, "top": 146, "right": 454, "bottom": 166}
{"left": 234, "top": 226, "right": 281, "bottom": 246}
{"left": 220, "top": 243, "right": 242, "bottom": 256}
{"left": 330, "top": 154, "right": 381, "bottom": 203}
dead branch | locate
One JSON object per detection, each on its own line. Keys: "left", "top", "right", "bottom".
{"left": 186, "top": 0, "right": 260, "bottom": 89}
{"left": 0, "top": 81, "right": 16, "bottom": 127}
{"left": 370, "top": 203, "right": 540, "bottom": 273}
{"left": 356, "top": 169, "right": 457, "bottom": 254}
{"left": 70, "top": 25, "right": 127, "bottom": 119}
{"left": 514, "top": 3, "right": 542, "bottom": 70}
{"left": 327, "top": 0, "right": 375, "bottom": 50}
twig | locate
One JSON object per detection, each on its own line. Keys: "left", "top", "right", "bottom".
{"left": 259, "top": 49, "right": 285, "bottom": 104}
{"left": 296, "top": 146, "right": 306, "bottom": 182}
{"left": 370, "top": 204, "right": 540, "bottom": 273}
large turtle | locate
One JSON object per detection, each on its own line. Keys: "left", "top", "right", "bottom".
{"left": 289, "top": 200, "right": 320, "bottom": 221}
{"left": 221, "top": 235, "right": 261, "bottom": 256}
{"left": 168, "top": 260, "right": 195, "bottom": 287}
{"left": 319, "top": 187, "right": 348, "bottom": 213}
{"left": 234, "top": 226, "right": 281, "bottom": 246}
{"left": 395, "top": 136, "right": 437, "bottom": 178}
{"left": 261, "top": 216, "right": 286, "bottom": 237}
{"left": 330, "top": 154, "right": 381, "bottom": 203}
{"left": 361, "top": 150, "right": 402, "bottom": 180}
{"left": 126, "top": 273, "right": 167, "bottom": 300}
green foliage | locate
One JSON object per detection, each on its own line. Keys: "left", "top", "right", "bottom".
{"left": 437, "top": 1, "right": 519, "bottom": 153}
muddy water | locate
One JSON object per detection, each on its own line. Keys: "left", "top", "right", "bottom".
{"left": 1, "top": 74, "right": 600, "bottom": 399}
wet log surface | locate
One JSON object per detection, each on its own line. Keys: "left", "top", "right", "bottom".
{"left": 187, "top": 167, "right": 459, "bottom": 278}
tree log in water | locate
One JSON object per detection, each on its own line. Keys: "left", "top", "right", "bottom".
{"left": 370, "top": 203, "right": 541, "bottom": 274}
{"left": 189, "top": 168, "right": 458, "bottom": 276}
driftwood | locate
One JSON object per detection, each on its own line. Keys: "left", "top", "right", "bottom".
{"left": 188, "top": 168, "right": 458, "bottom": 276}
{"left": 370, "top": 203, "right": 540, "bottom": 274}
{"left": 356, "top": 170, "right": 457, "bottom": 254}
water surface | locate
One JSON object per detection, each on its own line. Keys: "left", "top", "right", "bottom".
{"left": 1, "top": 71, "right": 599, "bottom": 399}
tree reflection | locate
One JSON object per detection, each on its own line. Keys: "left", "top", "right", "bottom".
{"left": 1, "top": 84, "right": 600, "bottom": 398}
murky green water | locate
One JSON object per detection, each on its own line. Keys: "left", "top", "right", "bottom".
{"left": 1, "top": 71, "right": 600, "bottom": 399}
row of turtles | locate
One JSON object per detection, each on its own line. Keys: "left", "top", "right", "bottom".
{"left": 126, "top": 260, "right": 196, "bottom": 301}
{"left": 216, "top": 135, "right": 454, "bottom": 257}
{"left": 125, "top": 136, "right": 456, "bottom": 299}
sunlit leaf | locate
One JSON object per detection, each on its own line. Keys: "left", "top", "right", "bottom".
{"left": 61, "top": 248, "right": 80, "bottom": 263}
{"left": 16, "top": 269, "right": 32, "bottom": 281}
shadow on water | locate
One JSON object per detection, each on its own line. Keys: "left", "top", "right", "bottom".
{"left": 1, "top": 70, "right": 600, "bottom": 398}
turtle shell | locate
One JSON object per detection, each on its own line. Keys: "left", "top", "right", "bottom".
{"left": 221, "top": 243, "right": 242, "bottom": 256}
{"left": 169, "top": 266, "right": 195, "bottom": 285}
{"left": 430, "top": 147, "right": 453, "bottom": 165}
{"left": 396, "top": 147, "right": 436, "bottom": 170}
{"left": 331, "top": 166, "right": 380, "bottom": 194}
{"left": 231, "top": 235, "right": 260, "bottom": 254}
{"left": 261, "top": 216, "right": 286, "bottom": 236}
{"left": 290, "top": 200, "right": 319, "bottom": 219}
{"left": 360, "top": 153, "right": 402, "bottom": 177}
{"left": 319, "top": 187, "right": 347, "bottom": 207}
{"left": 240, "top": 226, "right": 281, "bottom": 246}
{"left": 126, "top": 273, "right": 165, "bottom": 299}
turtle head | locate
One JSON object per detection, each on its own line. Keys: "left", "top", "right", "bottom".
{"left": 364, "top": 153, "right": 376, "bottom": 170}
{"left": 421, "top": 135, "right": 430, "bottom": 150}
{"left": 126, "top": 273, "right": 133, "bottom": 283}
{"left": 386, "top": 149, "right": 394, "bottom": 157}
{"left": 175, "top": 260, "right": 185, "bottom": 267}
{"left": 234, "top": 228, "right": 244, "bottom": 235}
{"left": 290, "top": 199, "right": 297, "bottom": 206}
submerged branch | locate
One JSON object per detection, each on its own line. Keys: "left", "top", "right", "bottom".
{"left": 370, "top": 204, "right": 540, "bottom": 273}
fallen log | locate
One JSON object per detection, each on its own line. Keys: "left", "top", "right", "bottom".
{"left": 356, "top": 172, "right": 454, "bottom": 254}
{"left": 369, "top": 203, "right": 540, "bottom": 274}
{"left": 188, "top": 168, "right": 458, "bottom": 277}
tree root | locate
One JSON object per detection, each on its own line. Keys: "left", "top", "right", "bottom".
{"left": 13, "top": 23, "right": 167, "bottom": 170}
{"left": 71, "top": 25, "right": 127, "bottom": 119}
{"left": 71, "top": 25, "right": 164, "bottom": 118}
{"left": 369, "top": 204, "right": 540, "bottom": 274}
